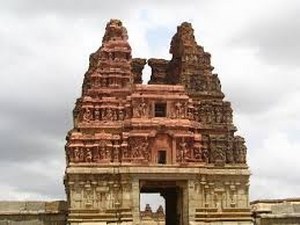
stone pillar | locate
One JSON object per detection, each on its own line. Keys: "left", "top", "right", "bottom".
{"left": 132, "top": 178, "right": 140, "bottom": 225}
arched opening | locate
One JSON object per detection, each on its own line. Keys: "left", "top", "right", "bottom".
{"left": 150, "top": 133, "right": 173, "bottom": 164}
{"left": 142, "top": 64, "right": 151, "bottom": 84}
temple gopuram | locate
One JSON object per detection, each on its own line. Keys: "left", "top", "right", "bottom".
{"left": 64, "top": 19, "right": 251, "bottom": 225}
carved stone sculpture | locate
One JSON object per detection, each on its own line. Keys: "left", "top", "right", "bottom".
{"left": 64, "top": 19, "right": 251, "bottom": 225}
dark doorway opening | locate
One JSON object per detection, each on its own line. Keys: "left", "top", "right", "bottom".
{"left": 158, "top": 150, "right": 166, "bottom": 164}
{"left": 155, "top": 103, "right": 167, "bottom": 117}
{"left": 140, "top": 181, "right": 183, "bottom": 225}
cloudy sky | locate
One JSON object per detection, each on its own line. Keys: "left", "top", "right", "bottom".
{"left": 0, "top": 0, "right": 299, "bottom": 209}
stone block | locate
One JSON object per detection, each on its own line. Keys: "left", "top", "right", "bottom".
{"left": 272, "top": 203, "right": 294, "bottom": 214}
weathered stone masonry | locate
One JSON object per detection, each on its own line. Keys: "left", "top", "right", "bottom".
{"left": 64, "top": 19, "right": 251, "bottom": 225}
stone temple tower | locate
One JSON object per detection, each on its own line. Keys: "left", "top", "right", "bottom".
{"left": 64, "top": 19, "right": 252, "bottom": 225}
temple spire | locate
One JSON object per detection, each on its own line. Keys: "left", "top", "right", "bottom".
{"left": 165, "top": 22, "right": 223, "bottom": 98}
{"left": 82, "top": 19, "right": 132, "bottom": 96}
{"left": 169, "top": 22, "right": 198, "bottom": 57}
{"left": 102, "top": 19, "right": 129, "bottom": 43}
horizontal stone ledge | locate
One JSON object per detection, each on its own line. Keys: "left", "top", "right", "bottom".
{"left": 68, "top": 214, "right": 132, "bottom": 218}
{"left": 0, "top": 201, "right": 67, "bottom": 214}
{"left": 195, "top": 212, "right": 252, "bottom": 217}
{"left": 69, "top": 209, "right": 132, "bottom": 214}
{"left": 258, "top": 213, "right": 300, "bottom": 218}
{"left": 68, "top": 217, "right": 133, "bottom": 222}
{"left": 134, "top": 84, "right": 185, "bottom": 92}
{"left": 66, "top": 166, "right": 250, "bottom": 176}
{"left": 0, "top": 211, "right": 65, "bottom": 216}
{"left": 196, "top": 208, "right": 251, "bottom": 213}
{"left": 194, "top": 217, "right": 253, "bottom": 222}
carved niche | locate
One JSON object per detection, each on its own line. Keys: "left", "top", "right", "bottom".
{"left": 150, "top": 133, "right": 172, "bottom": 164}
{"left": 176, "top": 137, "right": 194, "bottom": 163}
{"left": 128, "top": 137, "right": 150, "bottom": 163}
{"left": 68, "top": 175, "right": 133, "bottom": 211}
{"left": 133, "top": 99, "right": 149, "bottom": 118}
{"left": 233, "top": 136, "right": 247, "bottom": 164}
{"left": 194, "top": 175, "right": 249, "bottom": 210}
{"left": 194, "top": 100, "right": 234, "bottom": 126}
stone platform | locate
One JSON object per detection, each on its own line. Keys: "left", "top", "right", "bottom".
{"left": 0, "top": 201, "right": 66, "bottom": 225}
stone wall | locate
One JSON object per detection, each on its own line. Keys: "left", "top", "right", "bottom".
{"left": 0, "top": 201, "right": 166, "bottom": 225}
{"left": 0, "top": 201, "right": 66, "bottom": 225}
{"left": 251, "top": 198, "right": 300, "bottom": 225}
{"left": 1, "top": 198, "right": 300, "bottom": 225}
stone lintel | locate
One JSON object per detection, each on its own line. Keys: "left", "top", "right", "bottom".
{"left": 66, "top": 166, "right": 250, "bottom": 176}
{"left": 134, "top": 84, "right": 185, "bottom": 92}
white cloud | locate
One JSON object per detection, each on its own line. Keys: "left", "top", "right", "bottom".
{"left": 250, "top": 131, "right": 300, "bottom": 199}
{"left": 0, "top": 0, "right": 299, "bottom": 204}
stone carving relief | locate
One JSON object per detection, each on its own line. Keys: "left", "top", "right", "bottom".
{"left": 94, "top": 107, "right": 100, "bottom": 120}
{"left": 193, "top": 143, "right": 202, "bottom": 161}
{"left": 73, "top": 146, "right": 84, "bottom": 162}
{"left": 129, "top": 137, "right": 150, "bottom": 162}
{"left": 120, "top": 140, "right": 130, "bottom": 161}
{"left": 176, "top": 137, "right": 194, "bottom": 162}
{"left": 194, "top": 101, "right": 233, "bottom": 125}
{"left": 226, "top": 137, "right": 235, "bottom": 164}
{"left": 194, "top": 176, "right": 249, "bottom": 210}
{"left": 132, "top": 99, "right": 149, "bottom": 118}
{"left": 80, "top": 20, "right": 132, "bottom": 96}
{"left": 187, "top": 100, "right": 195, "bottom": 120}
{"left": 65, "top": 20, "right": 251, "bottom": 224}
{"left": 173, "top": 101, "right": 185, "bottom": 118}
{"left": 79, "top": 105, "right": 127, "bottom": 123}
{"left": 153, "top": 134, "right": 244, "bottom": 166}
{"left": 233, "top": 136, "right": 247, "bottom": 163}
{"left": 138, "top": 99, "right": 148, "bottom": 117}
{"left": 169, "top": 100, "right": 195, "bottom": 119}
{"left": 67, "top": 135, "right": 171, "bottom": 164}
{"left": 189, "top": 74, "right": 208, "bottom": 92}
{"left": 66, "top": 133, "right": 247, "bottom": 165}
{"left": 201, "top": 135, "right": 210, "bottom": 163}
{"left": 68, "top": 140, "right": 110, "bottom": 163}
{"left": 82, "top": 107, "right": 93, "bottom": 122}
{"left": 111, "top": 140, "right": 121, "bottom": 163}
{"left": 209, "top": 136, "right": 226, "bottom": 166}
{"left": 68, "top": 175, "right": 132, "bottom": 211}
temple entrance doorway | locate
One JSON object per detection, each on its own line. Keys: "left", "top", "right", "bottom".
{"left": 140, "top": 180, "right": 187, "bottom": 225}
